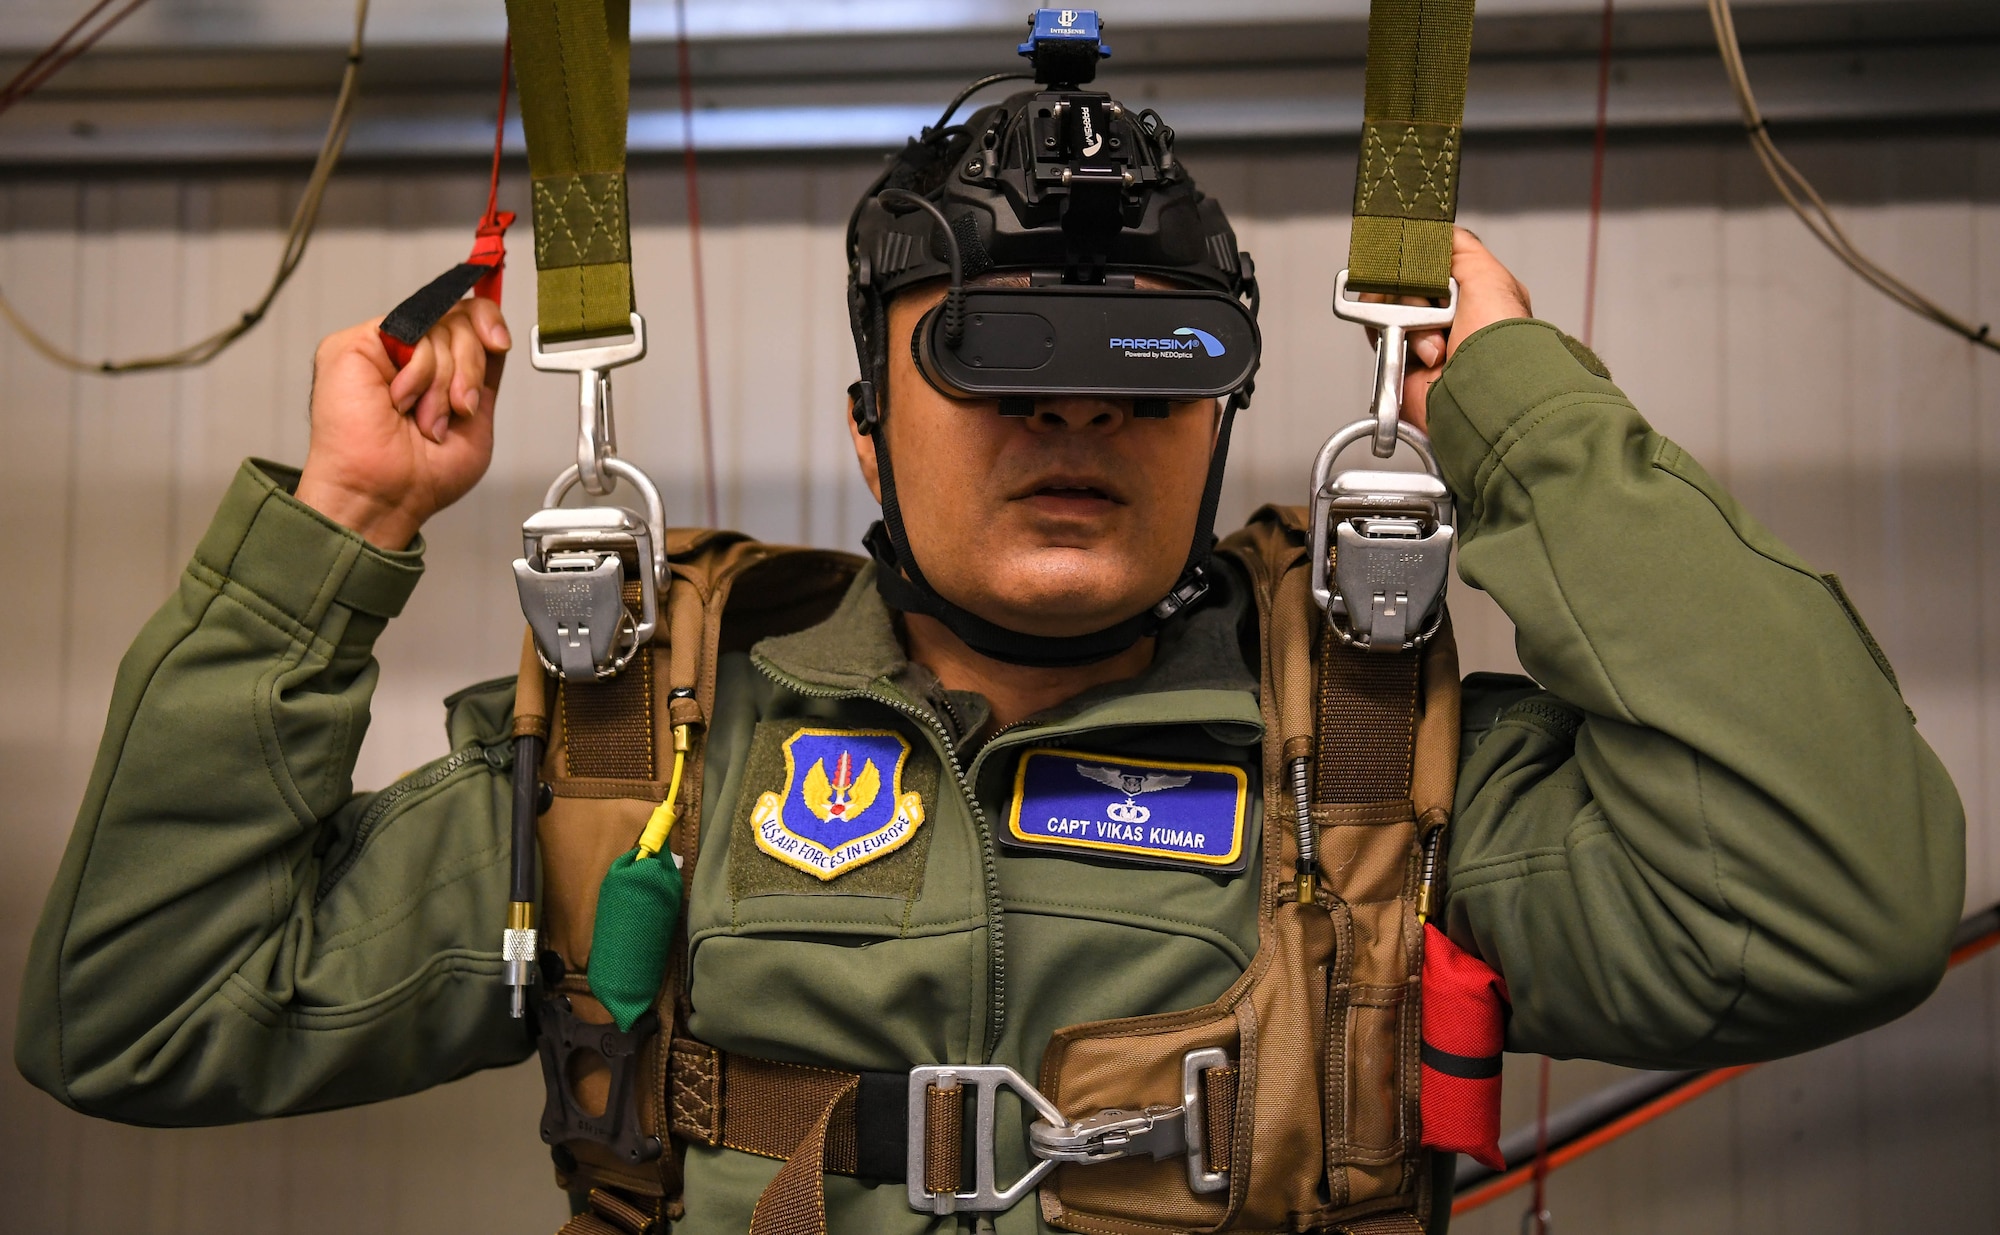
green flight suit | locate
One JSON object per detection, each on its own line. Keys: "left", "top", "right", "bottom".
{"left": 14, "top": 321, "right": 1966, "bottom": 1233}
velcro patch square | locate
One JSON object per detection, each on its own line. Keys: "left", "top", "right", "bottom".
{"left": 1002, "top": 748, "right": 1249, "bottom": 872}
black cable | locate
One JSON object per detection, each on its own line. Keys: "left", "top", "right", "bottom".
{"left": 509, "top": 734, "right": 543, "bottom": 904}
{"left": 930, "top": 71, "right": 1034, "bottom": 134}
{"left": 876, "top": 188, "right": 965, "bottom": 348}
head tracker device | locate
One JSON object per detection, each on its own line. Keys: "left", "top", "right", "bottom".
{"left": 847, "top": 8, "right": 1261, "bottom": 668}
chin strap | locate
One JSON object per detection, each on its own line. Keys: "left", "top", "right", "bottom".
{"left": 853, "top": 377, "right": 1242, "bottom": 669}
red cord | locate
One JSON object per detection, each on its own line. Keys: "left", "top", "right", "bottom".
{"left": 470, "top": 37, "right": 515, "bottom": 304}
{"left": 675, "top": 0, "right": 721, "bottom": 528}
{"left": 378, "top": 42, "right": 514, "bottom": 370}
{"left": 1523, "top": 23, "right": 1617, "bottom": 1224}
{"left": 485, "top": 38, "right": 510, "bottom": 226}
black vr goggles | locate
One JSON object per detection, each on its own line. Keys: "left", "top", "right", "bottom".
{"left": 913, "top": 283, "right": 1259, "bottom": 414}
{"left": 846, "top": 8, "right": 1261, "bottom": 667}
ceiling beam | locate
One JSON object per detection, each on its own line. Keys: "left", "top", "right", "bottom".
{"left": 0, "top": 0, "right": 1992, "bottom": 167}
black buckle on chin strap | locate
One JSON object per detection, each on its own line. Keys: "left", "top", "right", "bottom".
{"left": 848, "top": 379, "right": 880, "bottom": 432}
{"left": 537, "top": 994, "right": 664, "bottom": 1166}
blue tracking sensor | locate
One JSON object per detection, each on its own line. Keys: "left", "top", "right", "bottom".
{"left": 1018, "top": 9, "right": 1111, "bottom": 60}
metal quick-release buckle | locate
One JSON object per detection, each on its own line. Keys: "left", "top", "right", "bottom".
{"left": 1308, "top": 270, "right": 1458, "bottom": 652}
{"left": 514, "top": 313, "right": 670, "bottom": 681}
{"left": 906, "top": 1050, "right": 1232, "bottom": 1216}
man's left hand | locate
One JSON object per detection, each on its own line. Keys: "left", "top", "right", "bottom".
{"left": 1392, "top": 227, "right": 1534, "bottom": 431}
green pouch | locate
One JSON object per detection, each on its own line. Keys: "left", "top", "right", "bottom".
{"left": 586, "top": 847, "right": 685, "bottom": 1031}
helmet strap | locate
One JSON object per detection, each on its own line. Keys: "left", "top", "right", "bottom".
{"left": 858, "top": 386, "right": 1240, "bottom": 669}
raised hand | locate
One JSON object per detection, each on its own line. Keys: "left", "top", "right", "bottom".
{"left": 1363, "top": 227, "right": 1535, "bottom": 432}
{"left": 295, "top": 299, "right": 511, "bottom": 550}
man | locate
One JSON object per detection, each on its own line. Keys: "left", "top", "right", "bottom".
{"left": 15, "top": 82, "right": 1963, "bottom": 1235}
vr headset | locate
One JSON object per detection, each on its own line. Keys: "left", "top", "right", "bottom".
{"left": 913, "top": 282, "right": 1259, "bottom": 414}
{"left": 853, "top": 7, "right": 1260, "bottom": 423}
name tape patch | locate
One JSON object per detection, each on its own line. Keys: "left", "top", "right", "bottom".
{"left": 1004, "top": 747, "right": 1248, "bottom": 870}
{"left": 753, "top": 728, "right": 927, "bottom": 881}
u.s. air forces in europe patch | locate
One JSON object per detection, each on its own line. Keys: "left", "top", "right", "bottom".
{"left": 1003, "top": 747, "right": 1250, "bottom": 872}
{"left": 752, "top": 728, "right": 928, "bottom": 880}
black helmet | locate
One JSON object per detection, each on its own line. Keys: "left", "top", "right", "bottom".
{"left": 846, "top": 8, "right": 1260, "bottom": 668}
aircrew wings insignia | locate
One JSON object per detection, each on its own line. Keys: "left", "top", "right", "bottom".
{"left": 1076, "top": 763, "right": 1193, "bottom": 798}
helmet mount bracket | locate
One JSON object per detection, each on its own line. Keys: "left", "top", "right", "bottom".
{"left": 843, "top": 7, "right": 1260, "bottom": 668}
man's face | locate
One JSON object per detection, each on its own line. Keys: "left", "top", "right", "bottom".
{"left": 848, "top": 278, "right": 1222, "bottom": 641}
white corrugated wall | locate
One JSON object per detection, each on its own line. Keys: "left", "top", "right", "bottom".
{"left": 1, "top": 131, "right": 1994, "bottom": 1231}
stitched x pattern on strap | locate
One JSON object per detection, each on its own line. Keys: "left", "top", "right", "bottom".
{"left": 1344, "top": 0, "right": 1477, "bottom": 298}
{"left": 503, "top": 0, "right": 637, "bottom": 341}
{"left": 533, "top": 173, "right": 632, "bottom": 268}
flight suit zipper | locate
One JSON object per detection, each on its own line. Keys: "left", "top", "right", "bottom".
{"left": 315, "top": 740, "right": 514, "bottom": 900}
{"left": 753, "top": 656, "right": 1010, "bottom": 1062}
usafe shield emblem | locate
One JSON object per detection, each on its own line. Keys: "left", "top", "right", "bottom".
{"left": 752, "top": 728, "right": 927, "bottom": 880}
{"left": 1004, "top": 747, "right": 1249, "bottom": 871}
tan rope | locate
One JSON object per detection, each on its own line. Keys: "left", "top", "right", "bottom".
{"left": 0, "top": 0, "right": 372, "bottom": 373}
{"left": 1707, "top": 0, "right": 1995, "bottom": 353}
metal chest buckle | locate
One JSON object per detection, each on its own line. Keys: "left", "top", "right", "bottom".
{"left": 512, "top": 462, "right": 665, "bottom": 681}
{"left": 1308, "top": 270, "right": 1458, "bottom": 652}
{"left": 514, "top": 312, "right": 670, "bottom": 680}
{"left": 906, "top": 1049, "right": 1233, "bottom": 1216}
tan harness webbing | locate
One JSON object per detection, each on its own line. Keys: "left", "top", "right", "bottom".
{"left": 1032, "top": 507, "right": 1456, "bottom": 1235}
{"left": 1316, "top": 638, "right": 1420, "bottom": 803}
{"left": 523, "top": 537, "right": 862, "bottom": 1234}
{"left": 668, "top": 1044, "right": 1240, "bottom": 1230}
{"left": 1318, "top": 627, "right": 1429, "bottom": 1215}
{"left": 556, "top": 1188, "right": 657, "bottom": 1235}
{"left": 526, "top": 517, "right": 1451, "bottom": 1234}
{"left": 562, "top": 582, "right": 658, "bottom": 781}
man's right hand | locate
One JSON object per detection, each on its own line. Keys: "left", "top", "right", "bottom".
{"left": 295, "top": 299, "right": 511, "bottom": 550}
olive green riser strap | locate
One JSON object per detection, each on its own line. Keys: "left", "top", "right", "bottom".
{"left": 505, "top": 0, "right": 637, "bottom": 342}
{"left": 1347, "top": 0, "right": 1477, "bottom": 299}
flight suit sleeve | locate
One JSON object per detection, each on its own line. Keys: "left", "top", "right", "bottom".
{"left": 1428, "top": 320, "right": 1965, "bottom": 1068}
{"left": 14, "top": 460, "right": 532, "bottom": 1124}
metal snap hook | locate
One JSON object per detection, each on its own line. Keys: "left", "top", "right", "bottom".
{"left": 1330, "top": 270, "right": 1458, "bottom": 458}
{"left": 529, "top": 312, "right": 648, "bottom": 496}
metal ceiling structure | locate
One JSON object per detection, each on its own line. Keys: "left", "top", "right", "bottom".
{"left": 0, "top": 0, "right": 1995, "bottom": 166}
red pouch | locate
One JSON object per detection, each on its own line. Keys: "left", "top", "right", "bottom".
{"left": 1419, "top": 922, "right": 1508, "bottom": 1170}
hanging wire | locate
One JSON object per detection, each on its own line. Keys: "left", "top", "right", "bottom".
{"left": 673, "top": 0, "right": 720, "bottom": 527}
{"left": 0, "top": 0, "right": 153, "bottom": 120}
{"left": 0, "top": 0, "right": 372, "bottom": 374}
{"left": 929, "top": 71, "right": 1034, "bottom": 135}
{"left": 1708, "top": 0, "right": 1994, "bottom": 353}
{"left": 1521, "top": 11, "right": 1616, "bottom": 1228}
